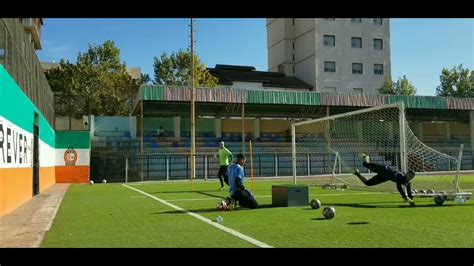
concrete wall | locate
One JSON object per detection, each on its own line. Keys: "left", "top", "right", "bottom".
{"left": 221, "top": 118, "right": 255, "bottom": 133}
{"left": 260, "top": 119, "right": 291, "bottom": 133}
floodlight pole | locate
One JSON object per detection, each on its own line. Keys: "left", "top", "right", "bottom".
{"left": 241, "top": 93, "right": 245, "bottom": 154}
{"left": 190, "top": 18, "right": 196, "bottom": 190}
{"left": 291, "top": 124, "right": 296, "bottom": 184}
{"left": 140, "top": 100, "right": 144, "bottom": 182}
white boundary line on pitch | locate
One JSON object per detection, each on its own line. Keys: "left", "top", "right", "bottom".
{"left": 122, "top": 184, "right": 273, "bottom": 248}
{"left": 165, "top": 191, "right": 389, "bottom": 202}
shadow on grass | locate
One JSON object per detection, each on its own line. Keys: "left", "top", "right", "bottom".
{"left": 311, "top": 218, "right": 329, "bottom": 221}
{"left": 323, "top": 202, "right": 471, "bottom": 209}
{"left": 347, "top": 222, "right": 370, "bottom": 225}
{"left": 149, "top": 189, "right": 221, "bottom": 194}
{"left": 153, "top": 204, "right": 275, "bottom": 215}
{"left": 148, "top": 189, "right": 267, "bottom": 195}
{"left": 196, "top": 191, "right": 227, "bottom": 199}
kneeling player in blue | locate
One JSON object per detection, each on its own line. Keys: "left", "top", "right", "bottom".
{"left": 354, "top": 153, "right": 416, "bottom": 206}
{"left": 225, "top": 153, "right": 259, "bottom": 209}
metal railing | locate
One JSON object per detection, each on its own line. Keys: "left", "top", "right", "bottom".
{"left": 0, "top": 18, "right": 54, "bottom": 125}
{"left": 90, "top": 150, "right": 473, "bottom": 183}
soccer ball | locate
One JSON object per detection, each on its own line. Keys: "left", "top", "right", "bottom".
{"left": 434, "top": 195, "right": 445, "bottom": 206}
{"left": 418, "top": 189, "right": 426, "bottom": 194}
{"left": 89, "top": 180, "right": 94, "bottom": 185}
{"left": 216, "top": 200, "right": 228, "bottom": 211}
{"left": 102, "top": 179, "right": 107, "bottom": 184}
{"left": 411, "top": 189, "right": 418, "bottom": 194}
{"left": 323, "top": 207, "right": 336, "bottom": 219}
{"left": 310, "top": 199, "right": 321, "bottom": 209}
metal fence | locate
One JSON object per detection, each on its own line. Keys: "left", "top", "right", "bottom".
{"left": 54, "top": 94, "right": 91, "bottom": 131}
{"left": 90, "top": 150, "right": 473, "bottom": 183}
{"left": 0, "top": 18, "right": 54, "bottom": 125}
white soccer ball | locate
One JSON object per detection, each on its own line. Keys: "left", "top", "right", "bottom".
{"left": 310, "top": 199, "right": 321, "bottom": 209}
{"left": 102, "top": 179, "right": 107, "bottom": 184}
{"left": 89, "top": 180, "right": 94, "bottom": 185}
{"left": 323, "top": 207, "right": 336, "bottom": 219}
{"left": 216, "top": 200, "right": 228, "bottom": 211}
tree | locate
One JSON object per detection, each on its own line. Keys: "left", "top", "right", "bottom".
{"left": 378, "top": 77, "right": 395, "bottom": 94}
{"left": 436, "top": 64, "right": 473, "bottom": 97}
{"left": 153, "top": 49, "right": 218, "bottom": 87}
{"left": 45, "top": 41, "right": 140, "bottom": 116}
{"left": 378, "top": 76, "right": 416, "bottom": 96}
{"left": 395, "top": 75, "right": 416, "bottom": 96}
{"left": 140, "top": 73, "right": 151, "bottom": 84}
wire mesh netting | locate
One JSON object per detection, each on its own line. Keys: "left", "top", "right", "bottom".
{"left": 294, "top": 103, "right": 462, "bottom": 193}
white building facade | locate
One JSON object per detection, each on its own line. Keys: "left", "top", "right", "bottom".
{"left": 267, "top": 18, "right": 391, "bottom": 94}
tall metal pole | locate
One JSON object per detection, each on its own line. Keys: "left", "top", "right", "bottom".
{"left": 190, "top": 18, "right": 196, "bottom": 190}
{"left": 291, "top": 124, "right": 296, "bottom": 184}
{"left": 140, "top": 101, "right": 144, "bottom": 182}
{"left": 241, "top": 93, "right": 245, "bottom": 154}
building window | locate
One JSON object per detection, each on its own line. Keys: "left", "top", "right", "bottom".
{"left": 351, "top": 18, "right": 362, "bottom": 23}
{"left": 293, "top": 66, "right": 295, "bottom": 74}
{"left": 324, "top": 18, "right": 335, "bottom": 21}
{"left": 374, "top": 39, "right": 383, "bottom": 50}
{"left": 353, "top": 88, "right": 363, "bottom": 94}
{"left": 374, "top": 64, "right": 384, "bottom": 75}
{"left": 292, "top": 42, "right": 295, "bottom": 50}
{"left": 352, "top": 63, "right": 363, "bottom": 74}
{"left": 293, "top": 53, "right": 295, "bottom": 61}
{"left": 324, "top": 35, "right": 335, "bottom": 47}
{"left": 323, "top": 87, "right": 336, "bottom": 93}
{"left": 351, "top": 37, "right": 362, "bottom": 48}
{"left": 292, "top": 18, "right": 295, "bottom": 25}
{"left": 324, "top": 61, "right": 336, "bottom": 72}
{"left": 373, "top": 18, "right": 383, "bottom": 25}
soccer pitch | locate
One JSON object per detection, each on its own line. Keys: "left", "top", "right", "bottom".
{"left": 41, "top": 176, "right": 474, "bottom": 248}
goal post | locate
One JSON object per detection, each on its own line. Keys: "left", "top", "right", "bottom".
{"left": 291, "top": 102, "right": 469, "bottom": 197}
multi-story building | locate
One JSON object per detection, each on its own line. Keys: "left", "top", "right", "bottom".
{"left": 267, "top": 18, "right": 391, "bottom": 94}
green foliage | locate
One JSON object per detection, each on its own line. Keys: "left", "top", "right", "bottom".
{"left": 378, "top": 76, "right": 416, "bottom": 96}
{"left": 153, "top": 49, "right": 218, "bottom": 87}
{"left": 436, "top": 64, "right": 473, "bottom": 97}
{"left": 46, "top": 41, "right": 141, "bottom": 116}
{"left": 378, "top": 77, "right": 395, "bottom": 94}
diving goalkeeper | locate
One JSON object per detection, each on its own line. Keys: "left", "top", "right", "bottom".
{"left": 354, "top": 153, "right": 416, "bottom": 206}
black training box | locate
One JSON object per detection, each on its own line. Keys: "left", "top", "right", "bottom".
{"left": 272, "top": 184, "right": 309, "bottom": 207}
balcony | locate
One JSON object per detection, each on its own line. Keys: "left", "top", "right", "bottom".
{"left": 21, "top": 18, "right": 42, "bottom": 50}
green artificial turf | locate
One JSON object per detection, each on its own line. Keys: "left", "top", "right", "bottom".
{"left": 42, "top": 176, "right": 474, "bottom": 248}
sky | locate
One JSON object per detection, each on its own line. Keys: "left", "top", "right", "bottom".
{"left": 37, "top": 18, "right": 473, "bottom": 96}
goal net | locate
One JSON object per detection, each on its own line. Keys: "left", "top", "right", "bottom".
{"left": 291, "top": 102, "right": 467, "bottom": 197}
